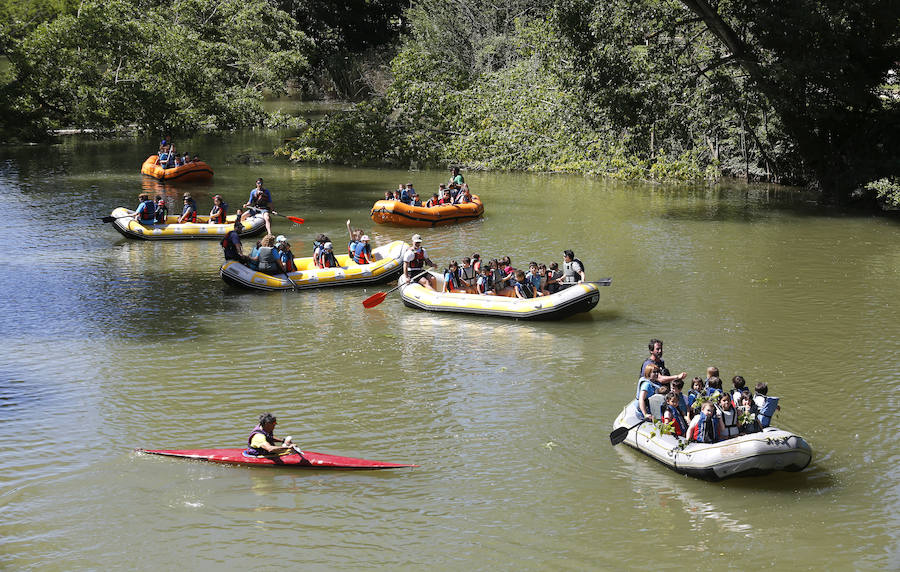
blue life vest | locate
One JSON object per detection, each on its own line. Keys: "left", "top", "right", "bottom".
{"left": 348, "top": 240, "right": 357, "bottom": 257}
{"left": 353, "top": 241, "right": 370, "bottom": 265}
{"left": 755, "top": 395, "right": 779, "bottom": 428}
{"left": 444, "top": 269, "right": 461, "bottom": 290}
{"left": 665, "top": 404, "right": 688, "bottom": 436}
{"left": 693, "top": 411, "right": 720, "bottom": 443}
{"left": 137, "top": 199, "right": 156, "bottom": 223}
{"left": 248, "top": 246, "right": 260, "bottom": 270}
{"left": 246, "top": 425, "right": 275, "bottom": 456}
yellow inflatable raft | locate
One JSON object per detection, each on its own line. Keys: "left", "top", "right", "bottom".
{"left": 398, "top": 271, "right": 606, "bottom": 320}
{"left": 220, "top": 240, "right": 407, "bottom": 291}
{"left": 141, "top": 155, "right": 214, "bottom": 182}
{"left": 108, "top": 207, "right": 267, "bottom": 240}
{"left": 370, "top": 195, "right": 484, "bottom": 227}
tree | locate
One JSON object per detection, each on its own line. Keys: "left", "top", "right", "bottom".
{"left": 677, "top": 0, "right": 900, "bottom": 203}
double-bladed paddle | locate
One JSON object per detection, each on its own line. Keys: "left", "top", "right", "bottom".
{"left": 609, "top": 419, "right": 647, "bottom": 446}
{"left": 362, "top": 270, "right": 430, "bottom": 308}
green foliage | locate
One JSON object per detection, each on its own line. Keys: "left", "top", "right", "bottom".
{"left": 865, "top": 178, "right": 900, "bottom": 209}
{"left": 4, "top": 0, "right": 311, "bottom": 134}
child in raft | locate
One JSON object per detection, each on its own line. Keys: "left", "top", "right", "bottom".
{"left": 670, "top": 378, "right": 688, "bottom": 416}
{"left": 661, "top": 391, "right": 689, "bottom": 437}
{"left": 706, "top": 376, "right": 724, "bottom": 396}
{"left": 736, "top": 391, "right": 762, "bottom": 434}
{"left": 687, "top": 401, "right": 726, "bottom": 443}
{"left": 716, "top": 391, "right": 740, "bottom": 439}
{"left": 442, "top": 260, "right": 463, "bottom": 292}
{"left": 476, "top": 265, "right": 493, "bottom": 295}
{"left": 705, "top": 366, "right": 719, "bottom": 385}
{"left": 753, "top": 382, "right": 781, "bottom": 428}
{"left": 731, "top": 375, "right": 748, "bottom": 405}
{"left": 686, "top": 376, "right": 704, "bottom": 418}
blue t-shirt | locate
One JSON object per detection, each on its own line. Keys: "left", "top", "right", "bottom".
{"left": 247, "top": 188, "right": 272, "bottom": 208}
{"left": 526, "top": 272, "right": 542, "bottom": 291}
{"left": 634, "top": 377, "right": 661, "bottom": 414}
{"left": 248, "top": 246, "right": 260, "bottom": 270}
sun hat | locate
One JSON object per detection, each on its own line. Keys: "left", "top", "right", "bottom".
{"left": 323, "top": 242, "right": 333, "bottom": 251}
{"left": 412, "top": 234, "right": 422, "bottom": 243}
{"left": 275, "top": 234, "right": 287, "bottom": 244}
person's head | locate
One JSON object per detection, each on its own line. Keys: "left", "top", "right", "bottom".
{"left": 281, "top": 241, "right": 291, "bottom": 250}
{"left": 258, "top": 412, "right": 277, "bottom": 431}
{"left": 183, "top": 194, "right": 193, "bottom": 205}
{"left": 261, "top": 234, "right": 275, "bottom": 247}
{"left": 406, "top": 183, "right": 413, "bottom": 189}
{"left": 361, "top": 235, "right": 370, "bottom": 243}
{"left": 315, "top": 233, "right": 326, "bottom": 244}
{"left": 563, "top": 249, "right": 575, "bottom": 262}
{"left": 732, "top": 375, "right": 746, "bottom": 390}
{"left": 431, "top": 193, "right": 439, "bottom": 201}
{"left": 323, "top": 241, "right": 333, "bottom": 251}
{"left": 648, "top": 338, "right": 663, "bottom": 357}
{"left": 643, "top": 363, "right": 660, "bottom": 379}
{"left": 449, "top": 260, "right": 458, "bottom": 271}
{"left": 718, "top": 393, "right": 732, "bottom": 410}
{"left": 515, "top": 269, "right": 526, "bottom": 281}
{"left": 256, "top": 178, "right": 264, "bottom": 187}
{"left": 672, "top": 378, "right": 684, "bottom": 391}
{"left": 139, "top": 193, "right": 149, "bottom": 201}
{"left": 442, "top": 189, "right": 451, "bottom": 199}
{"left": 398, "top": 184, "right": 404, "bottom": 191}
{"left": 480, "top": 266, "right": 490, "bottom": 276}
{"left": 502, "top": 256, "right": 511, "bottom": 266}
{"left": 385, "top": 191, "right": 393, "bottom": 199}
{"left": 740, "top": 390, "right": 752, "bottom": 406}
{"left": 549, "top": 262, "right": 558, "bottom": 271}
{"left": 213, "top": 194, "right": 223, "bottom": 205}
{"left": 707, "top": 376, "right": 722, "bottom": 390}
{"left": 411, "top": 234, "right": 422, "bottom": 247}
{"left": 701, "top": 402, "right": 716, "bottom": 416}
{"left": 461, "top": 257, "right": 471, "bottom": 267}
{"left": 529, "top": 262, "right": 538, "bottom": 272}
{"left": 451, "top": 166, "right": 460, "bottom": 176}
{"left": 472, "top": 253, "right": 480, "bottom": 262}
{"left": 755, "top": 382, "right": 768, "bottom": 395}
{"left": 538, "top": 264, "right": 547, "bottom": 276}
{"left": 439, "top": 184, "right": 446, "bottom": 191}
{"left": 155, "top": 194, "right": 163, "bottom": 202}
{"left": 666, "top": 392, "right": 680, "bottom": 407}
{"left": 706, "top": 366, "right": 719, "bottom": 379}
{"left": 489, "top": 259, "right": 498, "bottom": 269}
{"left": 192, "top": 155, "right": 199, "bottom": 162}
{"left": 691, "top": 376, "right": 704, "bottom": 391}
{"left": 275, "top": 234, "right": 287, "bottom": 247}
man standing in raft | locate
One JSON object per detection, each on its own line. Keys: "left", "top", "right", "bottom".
{"left": 246, "top": 413, "right": 296, "bottom": 456}
{"left": 640, "top": 338, "right": 687, "bottom": 385}
{"left": 403, "top": 234, "right": 436, "bottom": 290}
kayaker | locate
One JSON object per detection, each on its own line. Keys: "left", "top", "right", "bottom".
{"left": 178, "top": 193, "right": 198, "bottom": 224}
{"left": 132, "top": 193, "right": 156, "bottom": 225}
{"left": 209, "top": 194, "right": 228, "bottom": 224}
{"left": 221, "top": 217, "right": 245, "bottom": 262}
{"left": 558, "top": 249, "right": 586, "bottom": 289}
{"left": 246, "top": 412, "right": 295, "bottom": 456}
{"left": 241, "top": 178, "right": 276, "bottom": 235}
{"left": 403, "top": 234, "right": 436, "bottom": 290}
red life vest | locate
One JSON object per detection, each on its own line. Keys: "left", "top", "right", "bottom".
{"left": 321, "top": 251, "right": 339, "bottom": 268}
{"left": 353, "top": 242, "right": 371, "bottom": 265}
{"left": 408, "top": 248, "right": 426, "bottom": 269}
{"left": 210, "top": 203, "right": 227, "bottom": 224}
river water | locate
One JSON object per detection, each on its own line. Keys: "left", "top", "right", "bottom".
{"left": 1, "top": 131, "right": 898, "bottom": 570}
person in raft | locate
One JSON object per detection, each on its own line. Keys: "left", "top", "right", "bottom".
{"left": 687, "top": 401, "right": 725, "bottom": 443}
{"left": 208, "top": 194, "right": 228, "bottom": 224}
{"left": 557, "top": 249, "right": 586, "bottom": 289}
{"left": 403, "top": 234, "right": 436, "bottom": 290}
{"left": 353, "top": 234, "right": 374, "bottom": 265}
{"left": 246, "top": 412, "right": 296, "bottom": 456}
{"left": 221, "top": 216, "right": 246, "bottom": 262}
{"left": 132, "top": 193, "right": 156, "bottom": 225}
{"left": 241, "top": 178, "right": 276, "bottom": 235}
{"left": 178, "top": 193, "right": 198, "bottom": 224}
{"left": 639, "top": 338, "right": 687, "bottom": 385}
{"left": 154, "top": 194, "right": 168, "bottom": 223}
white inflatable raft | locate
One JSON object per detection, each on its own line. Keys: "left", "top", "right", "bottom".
{"left": 612, "top": 403, "right": 812, "bottom": 481}
{"left": 398, "top": 271, "right": 606, "bottom": 320}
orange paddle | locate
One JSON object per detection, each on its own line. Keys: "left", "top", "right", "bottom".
{"left": 362, "top": 271, "right": 429, "bottom": 308}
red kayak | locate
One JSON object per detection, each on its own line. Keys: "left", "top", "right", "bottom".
{"left": 138, "top": 448, "right": 417, "bottom": 469}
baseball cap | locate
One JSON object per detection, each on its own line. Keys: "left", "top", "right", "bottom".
{"left": 412, "top": 234, "right": 422, "bottom": 243}
{"left": 275, "top": 234, "right": 287, "bottom": 244}
{"left": 361, "top": 235, "right": 370, "bottom": 241}
{"left": 323, "top": 242, "right": 333, "bottom": 251}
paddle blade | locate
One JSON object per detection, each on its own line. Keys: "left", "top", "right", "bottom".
{"left": 609, "top": 426, "right": 630, "bottom": 446}
{"left": 591, "top": 278, "right": 612, "bottom": 286}
{"left": 100, "top": 216, "right": 117, "bottom": 223}
{"left": 362, "top": 291, "right": 388, "bottom": 309}
{"left": 286, "top": 216, "right": 305, "bottom": 224}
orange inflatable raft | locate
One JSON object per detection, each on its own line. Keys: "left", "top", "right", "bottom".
{"left": 140, "top": 155, "right": 214, "bottom": 182}
{"left": 370, "top": 195, "right": 484, "bottom": 227}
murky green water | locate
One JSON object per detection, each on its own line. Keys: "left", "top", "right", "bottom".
{"left": 1, "top": 131, "right": 898, "bottom": 570}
